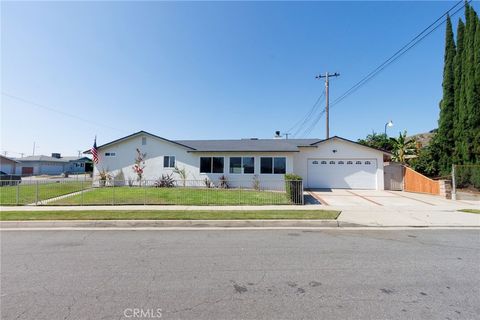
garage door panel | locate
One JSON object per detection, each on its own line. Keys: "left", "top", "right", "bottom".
{"left": 308, "top": 159, "right": 377, "bottom": 189}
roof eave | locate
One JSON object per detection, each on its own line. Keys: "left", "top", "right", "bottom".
{"left": 187, "top": 150, "right": 300, "bottom": 153}
{"left": 310, "top": 136, "right": 393, "bottom": 156}
{"left": 83, "top": 130, "right": 197, "bottom": 153}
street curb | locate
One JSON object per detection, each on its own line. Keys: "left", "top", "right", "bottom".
{"left": 0, "top": 219, "right": 340, "bottom": 229}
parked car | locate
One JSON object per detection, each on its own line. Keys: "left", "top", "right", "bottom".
{"left": 0, "top": 171, "right": 22, "bottom": 186}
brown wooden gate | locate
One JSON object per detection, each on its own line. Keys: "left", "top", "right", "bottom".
{"left": 403, "top": 167, "right": 440, "bottom": 195}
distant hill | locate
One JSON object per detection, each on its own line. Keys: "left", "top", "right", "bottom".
{"left": 408, "top": 129, "right": 437, "bottom": 148}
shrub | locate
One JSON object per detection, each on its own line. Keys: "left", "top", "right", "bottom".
{"left": 204, "top": 178, "right": 213, "bottom": 188}
{"left": 219, "top": 175, "right": 229, "bottom": 189}
{"left": 154, "top": 173, "right": 175, "bottom": 188}
{"left": 284, "top": 174, "right": 303, "bottom": 204}
{"left": 252, "top": 174, "right": 260, "bottom": 191}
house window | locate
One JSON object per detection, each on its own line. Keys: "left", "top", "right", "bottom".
{"left": 260, "top": 157, "right": 286, "bottom": 174}
{"left": 230, "top": 157, "right": 242, "bottom": 174}
{"left": 347, "top": 161, "right": 353, "bottom": 165}
{"left": 142, "top": 137, "right": 147, "bottom": 145}
{"left": 321, "top": 161, "right": 327, "bottom": 164}
{"left": 338, "top": 161, "right": 344, "bottom": 165}
{"left": 163, "top": 156, "right": 175, "bottom": 168}
{"left": 312, "top": 161, "right": 319, "bottom": 165}
{"left": 356, "top": 161, "right": 362, "bottom": 164}
{"left": 274, "top": 157, "right": 286, "bottom": 174}
{"left": 329, "top": 161, "right": 335, "bottom": 164}
{"left": 230, "top": 157, "right": 255, "bottom": 174}
{"left": 365, "top": 161, "right": 371, "bottom": 165}
{"left": 105, "top": 152, "right": 116, "bottom": 157}
{"left": 200, "top": 157, "right": 224, "bottom": 173}
{"left": 243, "top": 157, "right": 254, "bottom": 174}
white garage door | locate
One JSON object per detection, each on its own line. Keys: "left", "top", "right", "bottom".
{"left": 307, "top": 159, "right": 377, "bottom": 189}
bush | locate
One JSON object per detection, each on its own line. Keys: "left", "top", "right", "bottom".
{"left": 285, "top": 174, "right": 303, "bottom": 204}
{"left": 154, "top": 173, "right": 175, "bottom": 188}
{"left": 219, "top": 175, "right": 229, "bottom": 189}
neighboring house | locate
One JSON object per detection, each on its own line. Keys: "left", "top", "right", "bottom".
{"left": 15, "top": 154, "right": 93, "bottom": 176}
{"left": 85, "top": 131, "right": 391, "bottom": 190}
{"left": 0, "top": 155, "right": 20, "bottom": 174}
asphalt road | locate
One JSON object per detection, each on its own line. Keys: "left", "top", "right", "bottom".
{"left": 1, "top": 229, "right": 479, "bottom": 320}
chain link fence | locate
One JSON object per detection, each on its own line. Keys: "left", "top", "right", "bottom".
{"left": 0, "top": 178, "right": 304, "bottom": 206}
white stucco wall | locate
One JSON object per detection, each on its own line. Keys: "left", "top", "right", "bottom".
{"left": 93, "top": 134, "right": 385, "bottom": 190}
{"left": 94, "top": 134, "right": 294, "bottom": 190}
{"left": 293, "top": 138, "right": 385, "bottom": 190}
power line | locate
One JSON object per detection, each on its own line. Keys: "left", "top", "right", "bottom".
{"left": 292, "top": 0, "right": 468, "bottom": 137}
{"left": 329, "top": 0, "right": 467, "bottom": 108}
{"left": 287, "top": 89, "right": 326, "bottom": 136}
{"left": 2, "top": 92, "right": 127, "bottom": 133}
{"left": 292, "top": 91, "right": 326, "bottom": 137}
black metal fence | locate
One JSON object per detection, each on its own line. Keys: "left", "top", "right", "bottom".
{"left": 0, "top": 178, "right": 304, "bottom": 206}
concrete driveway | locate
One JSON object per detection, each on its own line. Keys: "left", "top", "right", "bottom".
{"left": 307, "top": 189, "right": 478, "bottom": 208}
{"left": 306, "top": 189, "right": 480, "bottom": 227}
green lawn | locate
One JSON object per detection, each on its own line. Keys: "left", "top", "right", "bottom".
{"left": 459, "top": 209, "right": 480, "bottom": 214}
{"left": 50, "top": 187, "right": 291, "bottom": 206}
{"left": 0, "top": 181, "right": 85, "bottom": 205}
{"left": 0, "top": 210, "right": 340, "bottom": 220}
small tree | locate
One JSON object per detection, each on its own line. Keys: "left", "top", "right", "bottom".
{"left": 97, "top": 169, "right": 112, "bottom": 187}
{"left": 132, "top": 148, "right": 147, "bottom": 184}
{"left": 390, "top": 131, "right": 416, "bottom": 164}
{"left": 358, "top": 131, "right": 395, "bottom": 151}
{"left": 173, "top": 166, "right": 188, "bottom": 187}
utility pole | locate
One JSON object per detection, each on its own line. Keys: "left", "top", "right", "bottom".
{"left": 32, "top": 142, "right": 36, "bottom": 156}
{"left": 316, "top": 72, "right": 340, "bottom": 139}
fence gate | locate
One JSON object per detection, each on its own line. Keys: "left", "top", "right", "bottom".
{"left": 384, "top": 162, "right": 403, "bottom": 191}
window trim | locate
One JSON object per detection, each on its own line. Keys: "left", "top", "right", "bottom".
{"left": 200, "top": 156, "right": 225, "bottom": 174}
{"left": 260, "top": 156, "right": 286, "bottom": 174}
{"left": 229, "top": 156, "right": 255, "bottom": 174}
{"left": 163, "top": 155, "right": 176, "bottom": 168}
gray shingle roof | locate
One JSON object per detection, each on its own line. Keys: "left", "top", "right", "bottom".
{"left": 175, "top": 139, "right": 322, "bottom": 152}
{"left": 83, "top": 131, "right": 391, "bottom": 155}
{"left": 15, "top": 155, "right": 88, "bottom": 163}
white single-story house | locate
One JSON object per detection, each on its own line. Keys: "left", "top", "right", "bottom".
{"left": 85, "top": 131, "right": 391, "bottom": 190}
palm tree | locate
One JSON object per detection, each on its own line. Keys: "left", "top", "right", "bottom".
{"left": 390, "top": 131, "right": 416, "bottom": 163}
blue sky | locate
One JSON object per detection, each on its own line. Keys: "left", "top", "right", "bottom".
{"left": 1, "top": 1, "right": 474, "bottom": 157}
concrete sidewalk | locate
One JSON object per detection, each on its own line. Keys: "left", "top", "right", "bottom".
{"left": 337, "top": 207, "right": 480, "bottom": 227}
{"left": 1, "top": 204, "right": 479, "bottom": 228}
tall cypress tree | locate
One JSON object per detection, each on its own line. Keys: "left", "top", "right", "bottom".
{"left": 474, "top": 15, "right": 480, "bottom": 162}
{"left": 463, "top": 3, "right": 478, "bottom": 163}
{"left": 435, "top": 15, "right": 456, "bottom": 174}
{"left": 453, "top": 19, "right": 466, "bottom": 164}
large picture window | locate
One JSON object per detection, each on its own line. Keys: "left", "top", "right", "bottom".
{"left": 200, "top": 157, "right": 224, "bottom": 173}
{"left": 230, "top": 157, "right": 255, "bottom": 174}
{"left": 261, "top": 157, "right": 286, "bottom": 174}
{"left": 163, "top": 156, "right": 175, "bottom": 168}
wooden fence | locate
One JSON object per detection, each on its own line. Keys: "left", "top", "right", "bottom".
{"left": 403, "top": 167, "right": 440, "bottom": 195}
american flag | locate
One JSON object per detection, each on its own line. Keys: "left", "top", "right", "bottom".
{"left": 91, "top": 138, "right": 99, "bottom": 164}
